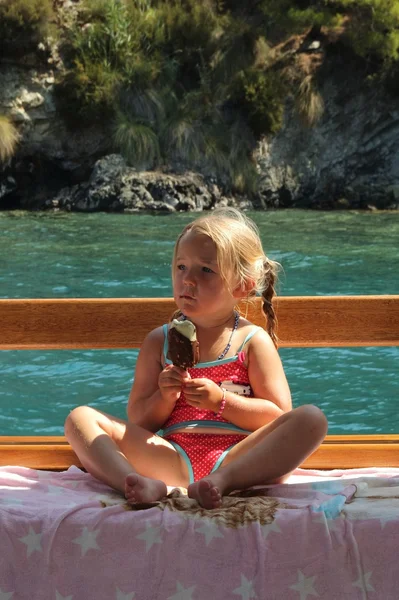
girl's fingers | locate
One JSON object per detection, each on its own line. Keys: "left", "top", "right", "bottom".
{"left": 184, "top": 398, "right": 201, "bottom": 407}
{"left": 164, "top": 364, "right": 190, "bottom": 378}
{"left": 184, "top": 377, "right": 205, "bottom": 386}
{"left": 160, "top": 371, "right": 190, "bottom": 386}
{"left": 182, "top": 386, "right": 204, "bottom": 397}
{"left": 160, "top": 379, "right": 185, "bottom": 389}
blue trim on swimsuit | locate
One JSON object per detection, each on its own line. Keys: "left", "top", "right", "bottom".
{"left": 166, "top": 440, "right": 195, "bottom": 484}
{"left": 162, "top": 420, "right": 251, "bottom": 436}
{"left": 162, "top": 324, "right": 261, "bottom": 368}
{"left": 166, "top": 439, "right": 237, "bottom": 484}
{"left": 210, "top": 444, "right": 236, "bottom": 474}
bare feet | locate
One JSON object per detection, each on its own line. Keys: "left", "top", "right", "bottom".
{"left": 188, "top": 477, "right": 224, "bottom": 509}
{"left": 125, "top": 473, "right": 167, "bottom": 504}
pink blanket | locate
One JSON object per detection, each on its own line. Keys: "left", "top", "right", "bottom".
{"left": 1, "top": 465, "right": 399, "bottom": 599}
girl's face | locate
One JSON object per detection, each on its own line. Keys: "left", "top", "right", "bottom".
{"left": 173, "top": 230, "right": 236, "bottom": 319}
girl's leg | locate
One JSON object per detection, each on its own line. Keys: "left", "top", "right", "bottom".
{"left": 64, "top": 406, "right": 189, "bottom": 503}
{"left": 188, "top": 404, "right": 328, "bottom": 509}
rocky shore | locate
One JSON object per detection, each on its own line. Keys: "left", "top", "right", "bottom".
{"left": 1, "top": 14, "right": 398, "bottom": 212}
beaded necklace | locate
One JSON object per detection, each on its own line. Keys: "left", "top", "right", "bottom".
{"left": 182, "top": 311, "right": 239, "bottom": 361}
{"left": 217, "top": 310, "right": 240, "bottom": 360}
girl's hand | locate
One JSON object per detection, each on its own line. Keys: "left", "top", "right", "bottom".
{"left": 183, "top": 378, "right": 223, "bottom": 413}
{"left": 158, "top": 364, "right": 190, "bottom": 405}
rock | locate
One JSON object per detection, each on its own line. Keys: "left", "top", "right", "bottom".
{"left": 334, "top": 197, "right": 350, "bottom": 209}
{"left": 19, "top": 89, "right": 44, "bottom": 108}
{"left": 9, "top": 107, "right": 31, "bottom": 123}
{"left": 0, "top": 64, "right": 110, "bottom": 179}
{"left": 255, "top": 61, "right": 399, "bottom": 210}
{"left": 0, "top": 176, "right": 17, "bottom": 200}
{"left": 387, "top": 185, "right": 399, "bottom": 201}
{"left": 44, "top": 155, "right": 244, "bottom": 213}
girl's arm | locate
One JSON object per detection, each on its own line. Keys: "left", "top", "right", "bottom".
{"left": 183, "top": 329, "right": 292, "bottom": 432}
{"left": 127, "top": 327, "right": 183, "bottom": 432}
{"left": 222, "top": 329, "right": 292, "bottom": 431}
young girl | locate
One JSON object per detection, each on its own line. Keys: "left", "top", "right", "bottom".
{"left": 65, "top": 207, "right": 328, "bottom": 509}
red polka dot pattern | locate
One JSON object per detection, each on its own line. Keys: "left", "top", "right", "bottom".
{"left": 162, "top": 357, "right": 253, "bottom": 481}
{"left": 166, "top": 432, "right": 247, "bottom": 481}
{"left": 163, "top": 359, "right": 252, "bottom": 430}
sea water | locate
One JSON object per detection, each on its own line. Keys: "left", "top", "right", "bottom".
{"left": 0, "top": 209, "right": 398, "bottom": 435}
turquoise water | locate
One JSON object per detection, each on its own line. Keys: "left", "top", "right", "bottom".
{"left": 1, "top": 209, "right": 398, "bottom": 435}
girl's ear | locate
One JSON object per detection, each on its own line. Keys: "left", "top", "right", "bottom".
{"left": 232, "top": 279, "right": 255, "bottom": 299}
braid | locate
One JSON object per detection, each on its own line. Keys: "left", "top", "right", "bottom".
{"left": 262, "top": 260, "right": 278, "bottom": 348}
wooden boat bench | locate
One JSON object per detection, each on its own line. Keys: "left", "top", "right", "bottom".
{"left": 0, "top": 295, "right": 398, "bottom": 470}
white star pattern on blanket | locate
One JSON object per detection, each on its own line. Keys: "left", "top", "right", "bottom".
{"left": 115, "top": 589, "right": 135, "bottom": 600}
{"left": 18, "top": 526, "right": 43, "bottom": 557}
{"left": 167, "top": 582, "right": 196, "bottom": 600}
{"left": 353, "top": 571, "right": 375, "bottom": 593}
{"left": 261, "top": 517, "right": 282, "bottom": 540}
{"left": 135, "top": 522, "right": 163, "bottom": 552}
{"left": 195, "top": 519, "right": 224, "bottom": 545}
{"left": 3, "top": 465, "right": 399, "bottom": 599}
{"left": 55, "top": 592, "right": 73, "bottom": 600}
{"left": 289, "top": 571, "right": 319, "bottom": 600}
{"left": 232, "top": 575, "right": 257, "bottom": 599}
{"left": 72, "top": 527, "right": 100, "bottom": 556}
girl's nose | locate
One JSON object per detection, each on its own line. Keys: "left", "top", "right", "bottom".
{"left": 182, "top": 267, "right": 195, "bottom": 285}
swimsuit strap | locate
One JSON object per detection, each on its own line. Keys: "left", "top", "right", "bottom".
{"left": 162, "top": 323, "right": 261, "bottom": 364}
{"left": 237, "top": 327, "right": 262, "bottom": 352}
{"left": 162, "top": 323, "right": 169, "bottom": 362}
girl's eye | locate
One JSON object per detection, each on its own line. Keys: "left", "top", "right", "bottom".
{"left": 202, "top": 266, "right": 214, "bottom": 273}
{"left": 177, "top": 264, "right": 186, "bottom": 271}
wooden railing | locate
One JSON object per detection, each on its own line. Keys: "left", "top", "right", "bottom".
{"left": 1, "top": 295, "right": 398, "bottom": 470}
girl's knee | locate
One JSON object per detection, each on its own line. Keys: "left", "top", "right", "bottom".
{"left": 64, "top": 405, "right": 96, "bottom": 436}
{"left": 293, "top": 404, "right": 328, "bottom": 437}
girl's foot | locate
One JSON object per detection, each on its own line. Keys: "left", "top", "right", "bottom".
{"left": 187, "top": 476, "right": 225, "bottom": 509}
{"left": 125, "top": 473, "right": 167, "bottom": 504}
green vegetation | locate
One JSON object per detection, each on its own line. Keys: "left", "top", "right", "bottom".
{"left": 338, "top": 0, "right": 399, "bottom": 63}
{"left": 54, "top": 0, "right": 267, "bottom": 190}
{"left": 0, "top": 0, "right": 54, "bottom": 56}
{"left": 2, "top": 0, "right": 399, "bottom": 190}
{"left": 0, "top": 116, "right": 20, "bottom": 163}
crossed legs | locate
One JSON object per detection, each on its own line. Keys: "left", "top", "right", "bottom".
{"left": 65, "top": 404, "right": 327, "bottom": 508}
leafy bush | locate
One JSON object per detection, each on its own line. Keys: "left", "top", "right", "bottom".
{"left": 0, "top": 0, "right": 54, "bottom": 56}
{"left": 54, "top": 59, "right": 122, "bottom": 125}
{"left": 232, "top": 69, "right": 288, "bottom": 136}
{"left": 258, "top": 0, "right": 343, "bottom": 38}
{"left": 339, "top": 0, "right": 399, "bottom": 63}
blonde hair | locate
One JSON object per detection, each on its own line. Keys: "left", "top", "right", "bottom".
{"left": 172, "top": 207, "right": 280, "bottom": 347}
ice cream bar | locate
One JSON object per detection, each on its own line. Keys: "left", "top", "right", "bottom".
{"left": 167, "top": 319, "right": 199, "bottom": 369}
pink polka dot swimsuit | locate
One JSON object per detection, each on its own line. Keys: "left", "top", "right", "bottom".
{"left": 160, "top": 324, "right": 260, "bottom": 483}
